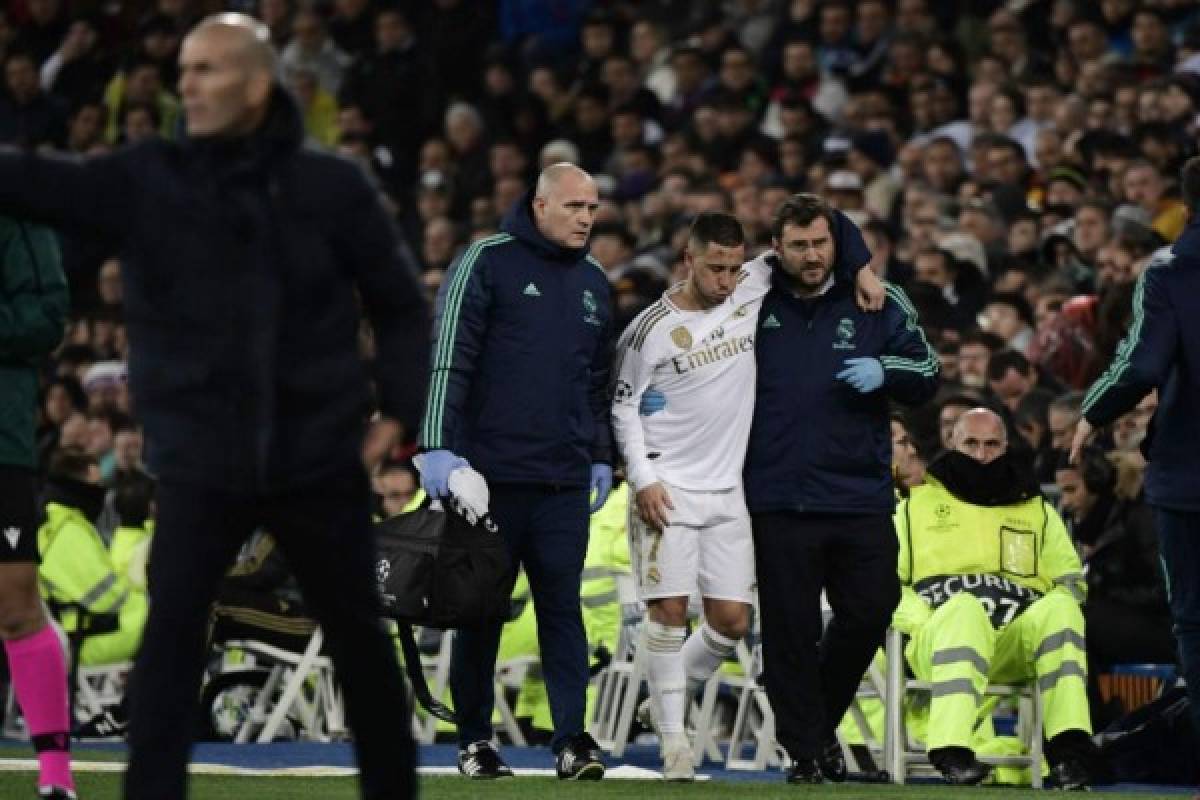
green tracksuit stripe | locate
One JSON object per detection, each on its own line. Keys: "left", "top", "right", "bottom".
{"left": 1084, "top": 269, "right": 1147, "bottom": 413}
{"left": 882, "top": 284, "right": 939, "bottom": 374}
{"left": 422, "top": 234, "right": 511, "bottom": 447}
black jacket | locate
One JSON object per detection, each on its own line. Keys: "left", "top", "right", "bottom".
{"left": 0, "top": 89, "right": 429, "bottom": 492}
{"left": 1075, "top": 494, "right": 1169, "bottom": 612}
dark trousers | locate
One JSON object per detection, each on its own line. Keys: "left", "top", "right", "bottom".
{"left": 124, "top": 469, "right": 415, "bottom": 800}
{"left": 752, "top": 512, "right": 899, "bottom": 760}
{"left": 450, "top": 484, "right": 589, "bottom": 752}
{"left": 1154, "top": 505, "right": 1200, "bottom": 742}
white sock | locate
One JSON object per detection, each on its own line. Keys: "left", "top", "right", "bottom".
{"left": 682, "top": 622, "right": 738, "bottom": 695}
{"left": 643, "top": 619, "right": 687, "bottom": 735}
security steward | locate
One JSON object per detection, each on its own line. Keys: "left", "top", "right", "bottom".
{"left": 894, "top": 408, "right": 1096, "bottom": 788}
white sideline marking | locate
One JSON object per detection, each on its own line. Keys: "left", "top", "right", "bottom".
{"left": 0, "top": 759, "right": 705, "bottom": 781}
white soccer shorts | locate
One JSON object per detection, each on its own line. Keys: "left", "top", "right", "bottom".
{"left": 628, "top": 483, "right": 755, "bottom": 603}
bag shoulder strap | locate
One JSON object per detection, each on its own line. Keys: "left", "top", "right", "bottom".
{"left": 396, "top": 623, "right": 456, "bottom": 725}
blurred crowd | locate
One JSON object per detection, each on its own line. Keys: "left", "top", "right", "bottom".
{"left": 5, "top": 0, "right": 1196, "bottom": 728}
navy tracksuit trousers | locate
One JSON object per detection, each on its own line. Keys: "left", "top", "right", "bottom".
{"left": 450, "top": 484, "right": 590, "bottom": 751}
{"left": 1155, "top": 506, "right": 1200, "bottom": 744}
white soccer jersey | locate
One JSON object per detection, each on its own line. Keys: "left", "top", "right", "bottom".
{"left": 612, "top": 259, "right": 772, "bottom": 493}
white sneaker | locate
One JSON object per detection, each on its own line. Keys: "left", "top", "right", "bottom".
{"left": 662, "top": 734, "right": 695, "bottom": 782}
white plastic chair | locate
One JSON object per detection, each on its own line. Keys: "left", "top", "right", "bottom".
{"left": 883, "top": 627, "right": 1045, "bottom": 787}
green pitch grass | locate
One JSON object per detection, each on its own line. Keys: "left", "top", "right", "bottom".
{"left": 0, "top": 769, "right": 1190, "bottom": 799}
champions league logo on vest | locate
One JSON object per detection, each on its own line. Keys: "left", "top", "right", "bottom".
{"left": 915, "top": 573, "right": 1043, "bottom": 627}
{"left": 375, "top": 559, "right": 395, "bottom": 606}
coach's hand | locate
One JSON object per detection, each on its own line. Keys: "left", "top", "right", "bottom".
{"left": 639, "top": 388, "right": 667, "bottom": 415}
{"left": 855, "top": 264, "right": 886, "bottom": 312}
{"left": 636, "top": 482, "right": 674, "bottom": 530}
{"left": 418, "top": 449, "right": 468, "bottom": 498}
{"left": 590, "top": 463, "right": 613, "bottom": 513}
{"left": 837, "top": 357, "right": 884, "bottom": 393}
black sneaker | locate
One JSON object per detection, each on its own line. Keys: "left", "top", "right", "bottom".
{"left": 929, "top": 746, "right": 992, "bottom": 785}
{"left": 1049, "top": 758, "right": 1092, "bottom": 791}
{"left": 555, "top": 732, "right": 605, "bottom": 780}
{"left": 785, "top": 757, "right": 823, "bottom": 784}
{"left": 37, "top": 788, "right": 77, "bottom": 799}
{"left": 817, "top": 739, "right": 847, "bottom": 782}
{"left": 457, "top": 740, "right": 514, "bottom": 779}
{"left": 1047, "top": 728, "right": 1099, "bottom": 790}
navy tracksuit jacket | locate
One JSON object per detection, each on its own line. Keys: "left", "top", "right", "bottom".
{"left": 745, "top": 275, "right": 940, "bottom": 514}
{"left": 419, "top": 190, "right": 614, "bottom": 749}
{"left": 1082, "top": 224, "right": 1200, "bottom": 512}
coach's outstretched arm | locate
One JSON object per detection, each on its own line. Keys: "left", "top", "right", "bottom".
{"left": 0, "top": 148, "right": 136, "bottom": 240}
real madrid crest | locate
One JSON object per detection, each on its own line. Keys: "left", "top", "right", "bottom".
{"left": 670, "top": 325, "right": 693, "bottom": 349}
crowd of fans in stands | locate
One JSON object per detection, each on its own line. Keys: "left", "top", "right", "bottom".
{"left": 6, "top": 0, "right": 1198, "bottom": 729}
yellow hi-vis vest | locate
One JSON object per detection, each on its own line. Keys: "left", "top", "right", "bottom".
{"left": 110, "top": 522, "right": 153, "bottom": 593}
{"left": 894, "top": 477, "right": 1084, "bottom": 630}
{"left": 38, "top": 502, "right": 147, "bottom": 665}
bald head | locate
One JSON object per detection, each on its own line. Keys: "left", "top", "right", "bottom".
{"left": 179, "top": 13, "right": 277, "bottom": 138}
{"left": 532, "top": 163, "right": 598, "bottom": 249}
{"left": 952, "top": 407, "right": 1008, "bottom": 464}
{"left": 535, "top": 162, "right": 594, "bottom": 200}
{"left": 192, "top": 13, "right": 278, "bottom": 74}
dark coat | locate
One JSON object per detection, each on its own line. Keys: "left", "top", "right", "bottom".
{"left": 1076, "top": 495, "right": 1169, "bottom": 612}
{"left": 0, "top": 89, "right": 429, "bottom": 492}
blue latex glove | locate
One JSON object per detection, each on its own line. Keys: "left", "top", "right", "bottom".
{"left": 639, "top": 388, "right": 667, "bottom": 416}
{"left": 836, "top": 357, "right": 884, "bottom": 393}
{"left": 589, "top": 463, "right": 613, "bottom": 513}
{"left": 418, "top": 449, "right": 468, "bottom": 498}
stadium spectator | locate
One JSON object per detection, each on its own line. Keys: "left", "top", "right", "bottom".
{"left": 373, "top": 459, "right": 420, "bottom": 519}
{"left": 279, "top": 8, "right": 348, "bottom": 96}
{"left": 1055, "top": 448, "right": 1174, "bottom": 727}
{"left": 0, "top": 49, "right": 67, "bottom": 147}
{"left": 891, "top": 413, "right": 925, "bottom": 496}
